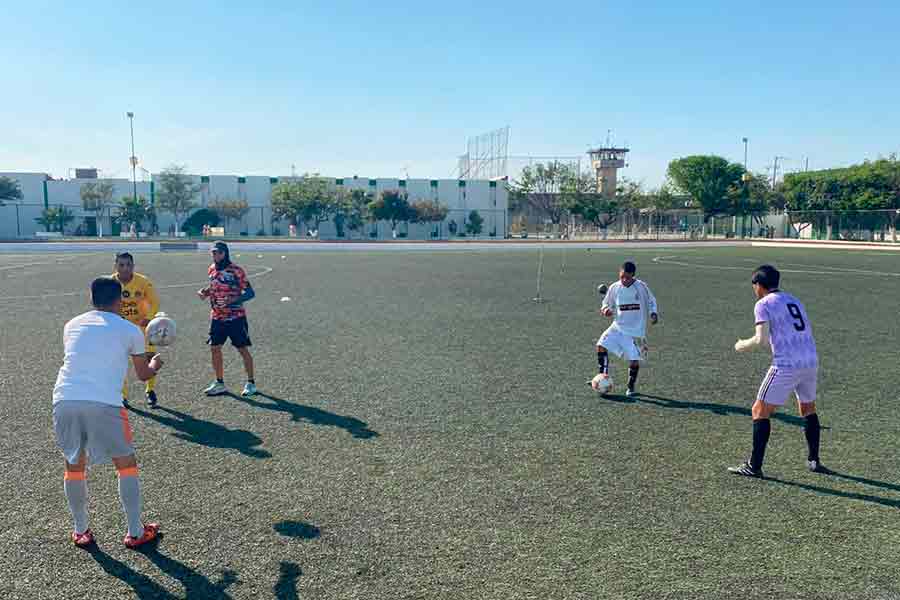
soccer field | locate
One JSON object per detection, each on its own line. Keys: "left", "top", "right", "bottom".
{"left": 1, "top": 244, "right": 899, "bottom": 599}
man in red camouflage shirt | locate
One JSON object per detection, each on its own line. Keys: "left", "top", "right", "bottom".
{"left": 197, "top": 241, "right": 258, "bottom": 397}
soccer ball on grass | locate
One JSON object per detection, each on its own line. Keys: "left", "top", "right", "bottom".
{"left": 591, "top": 373, "right": 613, "bottom": 394}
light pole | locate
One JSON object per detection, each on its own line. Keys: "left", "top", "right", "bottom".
{"left": 127, "top": 112, "right": 138, "bottom": 204}
{"left": 742, "top": 137, "right": 748, "bottom": 170}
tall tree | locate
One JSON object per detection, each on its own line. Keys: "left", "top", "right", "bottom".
{"left": 465, "top": 210, "right": 484, "bottom": 236}
{"left": 119, "top": 195, "right": 154, "bottom": 232}
{"left": 208, "top": 197, "right": 250, "bottom": 232}
{"left": 271, "top": 175, "right": 336, "bottom": 234}
{"left": 727, "top": 172, "right": 780, "bottom": 229}
{"left": 509, "top": 161, "right": 575, "bottom": 225}
{"left": 335, "top": 189, "right": 372, "bottom": 239}
{"left": 155, "top": 165, "right": 200, "bottom": 233}
{"left": 0, "top": 176, "right": 23, "bottom": 206}
{"left": 782, "top": 157, "right": 900, "bottom": 240}
{"left": 368, "top": 189, "right": 413, "bottom": 234}
{"left": 410, "top": 198, "right": 449, "bottom": 238}
{"left": 80, "top": 180, "right": 116, "bottom": 237}
{"left": 667, "top": 155, "right": 745, "bottom": 221}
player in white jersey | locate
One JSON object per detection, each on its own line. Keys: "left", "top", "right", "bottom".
{"left": 729, "top": 264, "right": 823, "bottom": 478}
{"left": 52, "top": 277, "right": 164, "bottom": 547}
{"left": 596, "top": 261, "right": 659, "bottom": 396}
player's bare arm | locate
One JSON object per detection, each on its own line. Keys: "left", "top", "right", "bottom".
{"left": 131, "top": 353, "right": 164, "bottom": 381}
{"left": 734, "top": 322, "right": 769, "bottom": 352}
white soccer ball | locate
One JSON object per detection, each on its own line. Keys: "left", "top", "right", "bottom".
{"left": 591, "top": 373, "right": 613, "bottom": 394}
{"left": 146, "top": 312, "right": 176, "bottom": 346}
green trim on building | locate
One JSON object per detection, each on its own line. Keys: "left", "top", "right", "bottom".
{"left": 201, "top": 176, "right": 210, "bottom": 184}
{"left": 399, "top": 180, "right": 406, "bottom": 187}
{"left": 237, "top": 177, "right": 246, "bottom": 184}
{"left": 458, "top": 180, "right": 466, "bottom": 187}
{"left": 335, "top": 178, "right": 344, "bottom": 185}
{"left": 149, "top": 181, "right": 155, "bottom": 206}
{"left": 430, "top": 180, "right": 438, "bottom": 188}
{"left": 42, "top": 180, "right": 48, "bottom": 209}
{"left": 270, "top": 177, "right": 278, "bottom": 184}
{"left": 489, "top": 181, "right": 496, "bottom": 188}
{"left": 368, "top": 179, "right": 377, "bottom": 186}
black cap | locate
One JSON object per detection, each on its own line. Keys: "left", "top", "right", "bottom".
{"left": 213, "top": 241, "right": 229, "bottom": 253}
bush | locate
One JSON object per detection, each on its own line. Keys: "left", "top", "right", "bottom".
{"left": 181, "top": 208, "right": 219, "bottom": 236}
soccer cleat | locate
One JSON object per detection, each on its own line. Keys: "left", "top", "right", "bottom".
{"left": 204, "top": 381, "right": 227, "bottom": 396}
{"left": 146, "top": 390, "right": 158, "bottom": 408}
{"left": 241, "top": 382, "right": 257, "bottom": 397}
{"left": 727, "top": 461, "right": 763, "bottom": 478}
{"left": 807, "top": 460, "right": 828, "bottom": 473}
{"left": 72, "top": 529, "right": 95, "bottom": 547}
{"left": 124, "top": 522, "right": 159, "bottom": 549}
{"left": 122, "top": 397, "right": 130, "bottom": 409}
{"left": 625, "top": 388, "right": 636, "bottom": 397}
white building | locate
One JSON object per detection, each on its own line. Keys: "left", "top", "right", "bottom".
{"left": 0, "top": 171, "right": 508, "bottom": 239}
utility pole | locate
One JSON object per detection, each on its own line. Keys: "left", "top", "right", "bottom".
{"left": 772, "top": 156, "right": 788, "bottom": 188}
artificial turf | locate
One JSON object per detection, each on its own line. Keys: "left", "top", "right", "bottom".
{"left": 1, "top": 245, "right": 898, "bottom": 599}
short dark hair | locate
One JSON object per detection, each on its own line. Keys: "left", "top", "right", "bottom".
{"left": 622, "top": 261, "right": 636, "bottom": 275}
{"left": 115, "top": 252, "right": 134, "bottom": 264}
{"left": 91, "top": 277, "right": 122, "bottom": 308}
{"left": 751, "top": 264, "right": 780, "bottom": 290}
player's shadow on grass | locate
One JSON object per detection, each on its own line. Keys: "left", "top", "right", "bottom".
{"left": 130, "top": 405, "right": 272, "bottom": 459}
{"left": 620, "top": 393, "right": 821, "bottom": 429}
{"left": 817, "top": 469, "right": 900, "bottom": 495}
{"left": 274, "top": 520, "right": 321, "bottom": 539}
{"left": 87, "top": 537, "right": 238, "bottom": 599}
{"left": 764, "top": 476, "right": 900, "bottom": 509}
{"left": 274, "top": 561, "right": 302, "bottom": 600}
{"left": 227, "top": 392, "right": 379, "bottom": 439}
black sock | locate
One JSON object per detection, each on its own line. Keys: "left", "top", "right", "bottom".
{"left": 804, "top": 413, "right": 821, "bottom": 462}
{"left": 217, "top": 378, "right": 224, "bottom": 384}
{"left": 248, "top": 379, "right": 255, "bottom": 384}
{"left": 628, "top": 365, "right": 639, "bottom": 390}
{"left": 597, "top": 351, "right": 609, "bottom": 374}
{"left": 750, "top": 419, "right": 771, "bottom": 471}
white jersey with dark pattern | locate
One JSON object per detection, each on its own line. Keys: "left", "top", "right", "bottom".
{"left": 754, "top": 291, "right": 817, "bottom": 369}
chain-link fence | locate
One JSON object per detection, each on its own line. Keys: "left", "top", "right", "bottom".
{"left": 785, "top": 209, "right": 900, "bottom": 242}
{"left": 508, "top": 210, "right": 783, "bottom": 241}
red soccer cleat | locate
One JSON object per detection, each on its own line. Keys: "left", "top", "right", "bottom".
{"left": 124, "top": 523, "right": 160, "bottom": 549}
{"left": 72, "top": 529, "right": 95, "bottom": 547}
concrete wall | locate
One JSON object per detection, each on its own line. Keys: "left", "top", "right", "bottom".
{"left": 0, "top": 171, "right": 508, "bottom": 239}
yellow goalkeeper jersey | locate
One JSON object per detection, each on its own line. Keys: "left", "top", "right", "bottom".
{"left": 111, "top": 272, "right": 159, "bottom": 324}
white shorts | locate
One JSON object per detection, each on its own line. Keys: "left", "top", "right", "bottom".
{"left": 597, "top": 326, "right": 643, "bottom": 362}
{"left": 757, "top": 367, "right": 818, "bottom": 406}
{"left": 53, "top": 401, "right": 135, "bottom": 465}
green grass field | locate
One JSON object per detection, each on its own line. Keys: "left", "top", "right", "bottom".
{"left": 1, "top": 244, "right": 899, "bottom": 599}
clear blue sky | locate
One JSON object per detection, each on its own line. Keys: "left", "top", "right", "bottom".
{"left": 2, "top": 1, "right": 898, "bottom": 187}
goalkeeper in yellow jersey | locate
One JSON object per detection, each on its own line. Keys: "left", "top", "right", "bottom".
{"left": 112, "top": 252, "right": 161, "bottom": 408}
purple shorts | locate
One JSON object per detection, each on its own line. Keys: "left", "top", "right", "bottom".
{"left": 757, "top": 366, "right": 817, "bottom": 406}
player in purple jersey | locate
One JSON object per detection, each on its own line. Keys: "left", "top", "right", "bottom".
{"left": 728, "top": 264, "right": 824, "bottom": 478}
